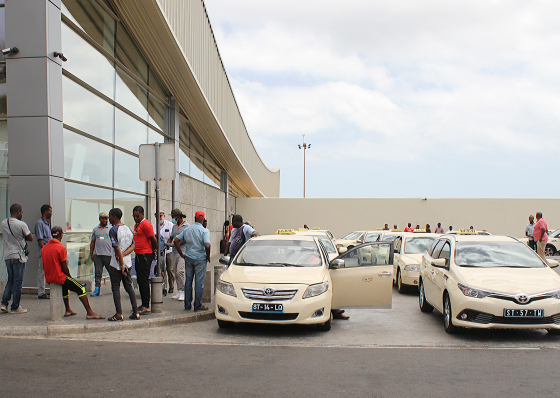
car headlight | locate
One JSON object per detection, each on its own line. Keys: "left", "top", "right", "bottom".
{"left": 302, "top": 282, "right": 329, "bottom": 299}
{"left": 217, "top": 280, "right": 236, "bottom": 297}
{"left": 457, "top": 283, "right": 491, "bottom": 299}
{"left": 404, "top": 264, "right": 419, "bottom": 272}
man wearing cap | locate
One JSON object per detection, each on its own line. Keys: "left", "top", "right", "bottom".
{"left": 42, "top": 226, "right": 103, "bottom": 319}
{"left": 173, "top": 210, "right": 210, "bottom": 311}
{"left": 155, "top": 211, "right": 174, "bottom": 295}
{"left": 90, "top": 212, "right": 112, "bottom": 297}
{"left": 169, "top": 209, "right": 189, "bottom": 301}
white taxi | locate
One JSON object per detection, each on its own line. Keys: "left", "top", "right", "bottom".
{"left": 393, "top": 232, "right": 440, "bottom": 294}
{"left": 419, "top": 231, "right": 560, "bottom": 334}
{"left": 294, "top": 229, "right": 339, "bottom": 261}
{"left": 215, "top": 232, "right": 394, "bottom": 331}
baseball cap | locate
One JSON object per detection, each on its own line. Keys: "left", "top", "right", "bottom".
{"left": 195, "top": 210, "right": 205, "bottom": 219}
{"left": 51, "top": 226, "right": 64, "bottom": 235}
{"left": 170, "top": 208, "right": 186, "bottom": 217}
{"left": 99, "top": 212, "right": 109, "bottom": 218}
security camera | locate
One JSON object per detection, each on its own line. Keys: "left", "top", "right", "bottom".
{"left": 53, "top": 52, "right": 67, "bottom": 62}
{"left": 1, "top": 47, "right": 18, "bottom": 55}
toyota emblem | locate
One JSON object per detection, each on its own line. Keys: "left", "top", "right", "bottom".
{"left": 515, "top": 293, "right": 529, "bottom": 304}
{"left": 264, "top": 287, "right": 274, "bottom": 296}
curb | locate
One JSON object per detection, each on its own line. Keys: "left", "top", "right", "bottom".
{"left": 0, "top": 310, "right": 215, "bottom": 337}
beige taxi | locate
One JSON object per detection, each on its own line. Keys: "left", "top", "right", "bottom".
{"left": 294, "top": 229, "right": 339, "bottom": 261}
{"left": 419, "top": 231, "right": 560, "bottom": 334}
{"left": 335, "top": 230, "right": 388, "bottom": 253}
{"left": 215, "top": 231, "right": 394, "bottom": 331}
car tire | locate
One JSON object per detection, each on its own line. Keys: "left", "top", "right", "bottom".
{"left": 545, "top": 245, "right": 556, "bottom": 257}
{"left": 547, "top": 329, "right": 560, "bottom": 335}
{"left": 317, "top": 314, "right": 332, "bottom": 332}
{"left": 418, "top": 279, "right": 433, "bottom": 313}
{"left": 443, "top": 293, "right": 459, "bottom": 334}
{"left": 217, "top": 319, "right": 234, "bottom": 329}
{"left": 397, "top": 269, "right": 407, "bottom": 294}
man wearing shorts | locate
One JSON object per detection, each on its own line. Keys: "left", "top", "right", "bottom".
{"left": 41, "top": 226, "right": 102, "bottom": 319}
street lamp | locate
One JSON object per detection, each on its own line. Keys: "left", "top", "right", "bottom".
{"left": 298, "top": 135, "right": 310, "bottom": 198}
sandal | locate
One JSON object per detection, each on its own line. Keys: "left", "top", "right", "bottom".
{"left": 108, "top": 314, "right": 123, "bottom": 322}
{"left": 140, "top": 308, "right": 151, "bottom": 315}
{"left": 129, "top": 313, "right": 140, "bottom": 320}
{"left": 195, "top": 305, "right": 209, "bottom": 312}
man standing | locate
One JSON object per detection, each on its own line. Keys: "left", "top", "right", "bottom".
{"left": 525, "top": 215, "right": 536, "bottom": 251}
{"left": 34, "top": 204, "right": 52, "bottom": 299}
{"left": 107, "top": 208, "right": 139, "bottom": 321}
{"left": 155, "top": 211, "right": 174, "bottom": 295}
{"left": 169, "top": 209, "right": 189, "bottom": 301}
{"left": 404, "top": 223, "right": 413, "bottom": 232}
{"left": 448, "top": 226, "right": 453, "bottom": 232}
{"left": 1, "top": 204, "right": 33, "bottom": 313}
{"left": 383, "top": 224, "right": 389, "bottom": 231}
{"left": 425, "top": 224, "right": 431, "bottom": 233}
{"left": 534, "top": 212, "right": 548, "bottom": 261}
{"left": 225, "top": 214, "right": 259, "bottom": 264}
{"left": 90, "top": 212, "right": 112, "bottom": 297}
{"left": 435, "top": 223, "right": 444, "bottom": 234}
{"left": 42, "top": 226, "right": 102, "bottom": 319}
{"left": 132, "top": 206, "right": 157, "bottom": 315}
{"left": 174, "top": 211, "right": 210, "bottom": 312}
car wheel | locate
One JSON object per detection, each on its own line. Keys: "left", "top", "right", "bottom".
{"left": 217, "top": 319, "right": 234, "bottom": 329}
{"left": 317, "top": 313, "right": 332, "bottom": 332}
{"left": 397, "top": 269, "right": 407, "bottom": 294}
{"left": 545, "top": 245, "right": 556, "bottom": 257}
{"left": 547, "top": 329, "right": 560, "bottom": 335}
{"left": 418, "top": 279, "right": 433, "bottom": 313}
{"left": 443, "top": 293, "right": 458, "bottom": 334}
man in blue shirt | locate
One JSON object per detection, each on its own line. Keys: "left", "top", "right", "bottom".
{"left": 34, "top": 204, "right": 52, "bottom": 299}
{"left": 173, "top": 210, "right": 210, "bottom": 312}
{"left": 225, "top": 214, "right": 258, "bottom": 264}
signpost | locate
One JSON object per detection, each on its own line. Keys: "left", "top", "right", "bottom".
{"left": 139, "top": 143, "right": 176, "bottom": 313}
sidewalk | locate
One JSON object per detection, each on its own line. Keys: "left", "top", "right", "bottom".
{"left": 0, "top": 273, "right": 217, "bottom": 337}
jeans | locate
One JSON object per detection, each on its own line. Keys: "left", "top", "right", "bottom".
{"left": 2, "top": 259, "right": 26, "bottom": 310}
{"left": 108, "top": 266, "right": 137, "bottom": 315}
{"left": 93, "top": 255, "right": 111, "bottom": 287}
{"left": 184, "top": 256, "right": 207, "bottom": 311}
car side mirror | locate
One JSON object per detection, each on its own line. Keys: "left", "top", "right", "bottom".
{"left": 431, "top": 258, "right": 447, "bottom": 268}
{"left": 547, "top": 259, "right": 559, "bottom": 268}
{"left": 219, "top": 256, "right": 230, "bottom": 265}
{"left": 338, "top": 247, "right": 347, "bottom": 254}
{"left": 330, "top": 259, "right": 345, "bottom": 269}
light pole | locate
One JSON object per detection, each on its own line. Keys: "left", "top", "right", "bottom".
{"left": 298, "top": 135, "right": 310, "bottom": 198}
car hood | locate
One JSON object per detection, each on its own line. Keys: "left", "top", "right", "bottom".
{"left": 457, "top": 267, "right": 560, "bottom": 295}
{"left": 224, "top": 264, "right": 326, "bottom": 285}
{"left": 399, "top": 253, "right": 423, "bottom": 264}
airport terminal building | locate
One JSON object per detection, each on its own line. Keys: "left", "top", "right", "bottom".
{"left": 0, "top": 0, "right": 280, "bottom": 286}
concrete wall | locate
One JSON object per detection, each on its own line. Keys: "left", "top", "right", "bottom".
{"left": 236, "top": 198, "right": 560, "bottom": 239}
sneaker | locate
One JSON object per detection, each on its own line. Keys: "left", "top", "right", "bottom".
{"left": 1, "top": 305, "right": 8, "bottom": 313}
{"left": 168, "top": 288, "right": 174, "bottom": 294}
{"left": 11, "top": 306, "right": 27, "bottom": 314}
{"left": 172, "top": 291, "right": 180, "bottom": 300}
{"left": 38, "top": 294, "right": 50, "bottom": 299}
{"left": 91, "top": 287, "right": 101, "bottom": 297}
{"left": 178, "top": 290, "right": 185, "bottom": 301}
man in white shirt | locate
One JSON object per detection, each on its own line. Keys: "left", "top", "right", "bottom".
{"left": 1, "top": 204, "right": 33, "bottom": 313}
{"left": 525, "top": 215, "right": 536, "bottom": 251}
{"left": 155, "top": 211, "right": 175, "bottom": 294}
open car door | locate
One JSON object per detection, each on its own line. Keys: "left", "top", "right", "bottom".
{"left": 330, "top": 242, "right": 393, "bottom": 308}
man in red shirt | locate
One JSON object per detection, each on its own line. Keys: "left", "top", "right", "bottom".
{"left": 533, "top": 212, "right": 548, "bottom": 261}
{"left": 132, "top": 205, "right": 157, "bottom": 314}
{"left": 42, "top": 226, "right": 102, "bottom": 319}
{"left": 404, "top": 223, "right": 413, "bottom": 232}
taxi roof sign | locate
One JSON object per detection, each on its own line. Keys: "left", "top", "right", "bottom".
{"left": 312, "top": 227, "right": 321, "bottom": 230}
{"left": 391, "top": 229, "right": 403, "bottom": 232}
{"left": 275, "top": 229, "right": 296, "bottom": 235}
{"left": 375, "top": 228, "right": 384, "bottom": 231}
{"left": 413, "top": 229, "right": 427, "bottom": 233}
{"left": 458, "top": 229, "right": 478, "bottom": 235}
{"left": 297, "top": 228, "right": 306, "bottom": 231}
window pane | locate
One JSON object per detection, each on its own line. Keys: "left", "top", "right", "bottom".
{"left": 0, "top": 178, "right": 8, "bottom": 221}
{"left": 179, "top": 118, "right": 189, "bottom": 148}
{"left": 190, "top": 152, "right": 204, "bottom": 182}
{"left": 148, "top": 68, "right": 167, "bottom": 100}
{"left": 203, "top": 161, "right": 220, "bottom": 189}
{"left": 66, "top": 232, "right": 93, "bottom": 279}
{"left": 148, "top": 94, "right": 167, "bottom": 132}
{"left": 116, "top": 22, "right": 148, "bottom": 84}
{"left": 115, "top": 66, "right": 148, "bottom": 120}
{"left": 179, "top": 149, "right": 190, "bottom": 175}
{"left": 114, "top": 108, "right": 147, "bottom": 153}
{"left": 61, "top": 0, "right": 115, "bottom": 54}
{"left": 114, "top": 150, "right": 145, "bottom": 194}
{"left": 0, "top": 7, "right": 6, "bottom": 61}
{"left": 63, "top": 129, "right": 112, "bottom": 187}
{"left": 114, "top": 191, "right": 146, "bottom": 230}
{"left": 63, "top": 76, "right": 114, "bottom": 143}
{"left": 62, "top": 23, "right": 115, "bottom": 98}
{"left": 0, "top": 120, "right": 7, "bottom": 175}
{"left": 148, "top": 129, "right": 165, "bottom": 145}
{"left": 65, "top": 181, "right": 112, "bottom": 233}
{"left": 0, "top": 62, "right": 6, "bottom": 117}
{"left": 190, "top": 133, "right": 203, "bottom": 157}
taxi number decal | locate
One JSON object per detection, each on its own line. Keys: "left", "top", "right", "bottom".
{"left": 252, "top": 303, "right": 283, "bottom": 313}
{"left": 503, "top": 309, "right": 544, "bottom": 317}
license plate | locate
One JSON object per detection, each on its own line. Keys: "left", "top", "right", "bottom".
{"left": 503, "top": 309, "right": 544, "bottom": 317}
{"left": 252, "top": 303, "right": 283, "bottom": 313}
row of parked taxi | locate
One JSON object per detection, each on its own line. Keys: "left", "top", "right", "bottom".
{"left": 215, "top": 226, "right": 560, "bottom": 334}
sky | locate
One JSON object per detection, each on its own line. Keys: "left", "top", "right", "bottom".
{"left": 204, "top": 1, "right": 560, "bottom": 198}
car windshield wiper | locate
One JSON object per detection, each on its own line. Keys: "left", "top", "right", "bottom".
{"left": 266, "top": 263, "right": 305, "bottom": 267}
{"left": 235, "top": 262, "right": 262, "bottom": 266}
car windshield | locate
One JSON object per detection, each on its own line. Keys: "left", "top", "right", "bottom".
{"left": 404, "top": 237, "right": 436, "bottom": 254}
{"left": 342, "top": 232, "right": 362, "bottom": 240}
{"left": 549, "top": 229, "right": 560, "bottom": 239}
{"left": 383, "top": 235, "right": 397, "bottom": 242}
{"left": 454, "top": 242, "right": 546, "bottom": 268}
{"left": 364, "top": 232, "right": 382, "bottom": 242}
{"left": 234, "top": 239, "right": 322, "bottom": 267}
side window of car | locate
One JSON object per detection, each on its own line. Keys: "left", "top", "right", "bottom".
{"left": 394, "top": 237, "right": 402, "bottom": 253}
{"left": 431, "top": 240, "right": 445, "bottom": 259}
{"left": 339, "top": 243, "right": 392, "bottom": 267}
{"left": 439, "top": 242, "right": 451, "bottom": 260}
{"left": 427, "top": 239, "right": 439, "bottom": 256}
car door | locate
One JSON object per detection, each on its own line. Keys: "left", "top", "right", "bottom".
{"left": 423, "top": 239, "right": 445, "bottom": 306}
{"left": 330, "top": 242, "right": 393, "bottom": 308}
{"left": 392, "top": 236, "right": 403, "bottom": 282}
{"left": 433, "top": 240, "right": 452, "bottom": 309}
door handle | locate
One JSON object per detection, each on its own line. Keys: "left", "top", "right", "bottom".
{"left": 378, "top": 271, "right": 392, "bottom": 276}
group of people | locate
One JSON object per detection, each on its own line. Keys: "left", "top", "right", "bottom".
{"left": 382, "top": 222, "right": 450, "bottom": 233}
{"left": 525, "top": 212, "right": 549, "bottom": 260}
{"left": 0, "top": 203, "right": 213, "bottom": 319}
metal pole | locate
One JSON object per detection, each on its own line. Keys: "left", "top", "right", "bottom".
{"left": 155, "top": 143, "right": 160, "bottom": 276}
{"left": 303, "top": 143, "right": 306, "bottom": 198}
{"left": 151, "top": 143, "right": 163, "bottom": 313}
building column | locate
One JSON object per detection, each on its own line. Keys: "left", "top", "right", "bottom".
{"left": 6, "top": 0, "right": 66, "bottom": 288}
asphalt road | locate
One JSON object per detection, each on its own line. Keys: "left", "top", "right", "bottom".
{"left": 3, "top": 286, "right": 560, "bottom": 397}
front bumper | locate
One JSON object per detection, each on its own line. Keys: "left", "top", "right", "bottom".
{"left": 401, "top": 269, "right": 419, "bottom": 287}
{"left": 215, "top": 283, "right": 332, "bottom": 325}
